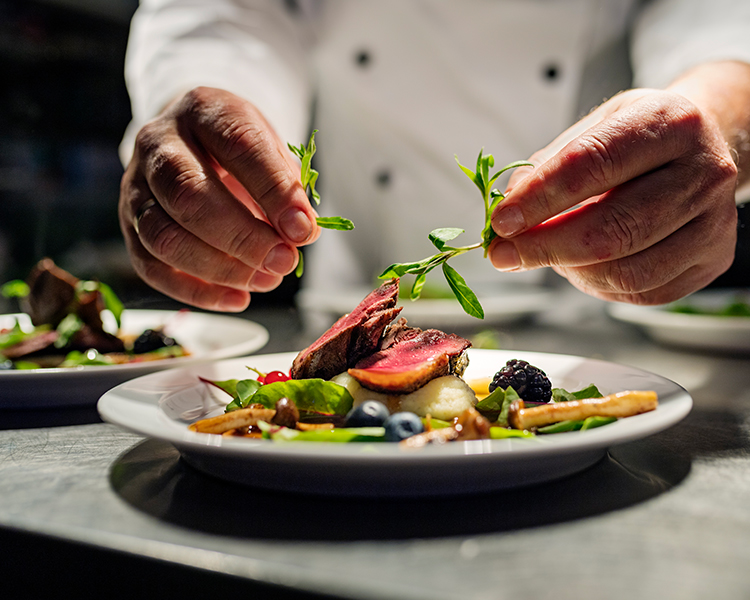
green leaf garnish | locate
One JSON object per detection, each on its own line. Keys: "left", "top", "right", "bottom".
{"left": 288, "top": 130, "right": 354, "bottom": 277}
{"left": 220, "top": 377, "right": 354, "bottom": 420}
{"left": 1, "top": 280, "right": 30, "bottom": 299}
{"left": 54, "top": 313, "right": 83, "bottom": 349}
{"left": 295, "top": 249, "right": 305, "bottom": 278}
{"left": 429, "top": 228, "right": 464, "bottom": 251}
{"left": 442, "top": 262, "right": 484, "bottom": 319}
{"left": 258, "top": 421, "right": 385, "bottom": 443}
{"left": 378, "top": 150, "right": 533, "bottom": 318}
{"left": 96, "top": 282, "right": 124, "bottom": 329}
{"left": 75, "top": 280, "right": 124, "bottom": 329}
{"left": 316, "top": 216, "right": 355, "bottom": 230}
{"left": 60, "top": 348, "right": 114, "bottom": 367}
{"left": 288, "top": 129, "right": 321, "bottom": 205}
{"left": 475, "top": 385, "right": 520, "bottom": 426}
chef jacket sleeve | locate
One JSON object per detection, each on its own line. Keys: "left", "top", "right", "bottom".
{"left": 631, "top": 0, "right": 750, "bottom": 89}
{"left": 119, "top": 0, "right": 313, "bottom": 166}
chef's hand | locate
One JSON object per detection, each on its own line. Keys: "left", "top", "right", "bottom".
{"left": 119, "top": 87, "right": 320, "bottom": 311}
{"left": 489, "top": 80, "right": 743, "bottom": 305}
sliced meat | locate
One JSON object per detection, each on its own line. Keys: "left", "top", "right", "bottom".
{"left": 291, "top": 279, "right": 402, "bottom": 381}
{"left": 21, "top": 258, "right": 78, "bottom": 327}
{"left": 380, "top": 318, "right": 422, "bottom": 350}
{"left": 76, "top": 290, "right": 106, "bottom": 330}
{"left": 348, "top": 329, "right": 472, "bottom": 394}
{"left": 68, "top": 325, "right": 126, "bottom": 354}
{"left": 1, "top": 330, "right": 59, "bottom": 359}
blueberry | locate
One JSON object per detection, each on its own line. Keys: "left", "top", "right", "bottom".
{"left": 0, "top": 359, "right": 14, "bottom": 370}
{"left": 383, "top": 412, "right": 424, "bottom": 442}
{"left": 344, "top": 400, "right": 390, "bottom": 427}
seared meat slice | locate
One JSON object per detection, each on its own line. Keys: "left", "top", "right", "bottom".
{"left": 21, "top": 258, "right": 78, "bottom": 327}
{"left": 380, "top": 318, "right": 422, "bottom": 350}
{"left": 290, "top": 279, "right": 402, "bottom": 381}
{"left": 76, "top": 289, "right": 106, "bottom": 331}
{"left": 68, "top": 325, "right": 126, "bottom": 354}
{"left": 348, "top": 329, "right": 471, "bottom": 394}
{"left": 0, "top": 330, "right": 59, "bottom": 359}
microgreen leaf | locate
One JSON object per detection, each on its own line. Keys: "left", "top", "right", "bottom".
{"left": 455, "top": 156, "right": 478, "bottom": 185}
{"left": 379, "top": 149, "right": 530, "bottom": 319}
{"left": 55, "top": 313, "right": 83, "bottom": 349}
{"left": 316, "top": 216, "right": 355, "bottom": 230}
{"left": 1, "top": 280, "right": 30, "bottom": 298}
{"left": 96, "top": 282, "right": 124, "bottom": 329}
{"left": 442, "top": 262, "right": 484, "bottom": 319}
{"left": 288, "top": 129, "right": 321, "bottom": 205}
{"left": 428, "top": 228, "right": 464, "bottom": 250}
{"left": 295, "top": 249, "right": 304, "bottom": 278}
{"left": 410, "top": 273, "right": 427, "bottom": 300}
{"left": 288, "top": 130, "right": 354, "bottom": 278}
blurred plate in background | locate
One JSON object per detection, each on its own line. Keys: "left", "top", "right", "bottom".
{"left": 0, "top": 310, "right": 268, "bottom": 409}
{"left": 607, "top": 288, "right": 750, "bottom": 353}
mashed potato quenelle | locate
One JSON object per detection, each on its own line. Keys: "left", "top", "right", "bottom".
{"left": 331, "top": 371, "right": 477, "bottom": 421}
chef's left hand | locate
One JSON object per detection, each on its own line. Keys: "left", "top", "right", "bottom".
{"left": 489, "top": 83, "right": 742, "bottom": 305}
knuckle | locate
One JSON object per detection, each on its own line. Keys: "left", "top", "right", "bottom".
{"left": 148, "top": 218, "right": 186, "bottom": 262}
{"left": 216, "top": 262, "right": 256, "bottom": 289}
{"left": 518, "top": 232, "right": 557, "bottom": 269}
{"left": 223, "top": 223, "right": 265, "bottom": 265}
{"left": 572, "top": 133, "right": 622, "bottom": 191}
{"left": 221, "top": 119, "right": 269, "bottom": 164}
{"left": 705, "top": 151, "right": 739, "bottom": 189}
{"left": 144, "top": 144, "right": 185, "bottom": 185}
{"left": 180, "top": 86, "right": 217, "bottom": 115}
{"left": 597, "top": 204, "right": 647, "bottom": 257}
{"left": 255, "top": 169, "right": 298, "bottom": 207}
{"left": 166, "top": 170, "right": 212, "bottom": 222}
{"left": 133, "top": 121, "right": 165, "bottom": 159}
{"left": 603, "top": 259, "right": 650, "bottom": 295}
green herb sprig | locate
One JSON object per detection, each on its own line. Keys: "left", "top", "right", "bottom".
{"left": 378, "top": 149, "right": 532, "bottom": 319}
{"left": 288, "top": 130, "right": 354, "bottom": 277}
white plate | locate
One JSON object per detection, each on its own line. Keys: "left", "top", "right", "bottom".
{"left": 1, "top": 310, "right": 268, "bottom": 409}
{"left": 297, "top": 285, "right": 555, "bottom": 330}
{"left": 607, "top": 288, "right": 750, "bottom": 353}
{"left": 97, "top": 349, "right": 692, "bottom": 496}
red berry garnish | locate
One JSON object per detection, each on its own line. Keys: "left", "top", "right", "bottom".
{"left": 263, "top": 370, "right": 290, "bottom": 384}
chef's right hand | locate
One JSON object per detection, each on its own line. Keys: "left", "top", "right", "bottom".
{"left": 119, "top": 87, "right": 320, "bottom": 311}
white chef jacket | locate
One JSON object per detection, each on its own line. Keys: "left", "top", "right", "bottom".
{"left": 120, "top": 0, "right": 750, "bottom": 295}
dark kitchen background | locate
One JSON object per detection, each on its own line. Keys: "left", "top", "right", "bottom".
{"left": 0, "top": 0, "right": 303, "bottom": 311}
{"left": 0, "top": 0, "right": 747, "bottom": 315}
{"left": 0, "top": 0, "right": 141, "bottom": 301}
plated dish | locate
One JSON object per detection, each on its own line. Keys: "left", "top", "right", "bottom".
{"left": 1, "top": 310, "right": 268, "bottom": 409}
{"left": 97, "top": 349, "right": 692, "bottom": 496}
{"left": 607, "top": 288, "right": 750, "bottom": 353}
{"left": 297, "top": 284, "right": 555, "bottom": 330}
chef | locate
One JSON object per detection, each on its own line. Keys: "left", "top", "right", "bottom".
{"left": 118, "top": 0, "right": 750, "bottom": 312}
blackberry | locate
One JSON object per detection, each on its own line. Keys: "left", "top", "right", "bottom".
{"left": 132, "top": 329, "right": 178, "bottom": 354}
{"left": 489, "top": 359, "right": 552, "bottom": 403}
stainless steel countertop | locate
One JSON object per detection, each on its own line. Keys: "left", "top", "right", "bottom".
{"left": 2, "top": 288, "right": 750, "bottom": 599}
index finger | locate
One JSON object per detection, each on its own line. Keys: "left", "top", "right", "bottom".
{"left": 493, "top": 95, "right": 695, "bottom": 238}
{"left": 179, "top": 87, "right": 320, "bottom": 247}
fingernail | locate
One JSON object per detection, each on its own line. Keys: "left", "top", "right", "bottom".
{"left": 493, "top": 204, "right": 526, "bottom": 237}
{"left": 263, "top": 244, "right": 296, "bottom": 275}
{"left": 250, "top": 270, "right": 282, "bottom": 292}
{"left": 221, "top": 289, "right": 250, "bottom": 311}
{"left": 279, "top": 208, "right": 314, "bottom": 243}
{"left": 490, "top": 241, "right": 521, "bottom": 271}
